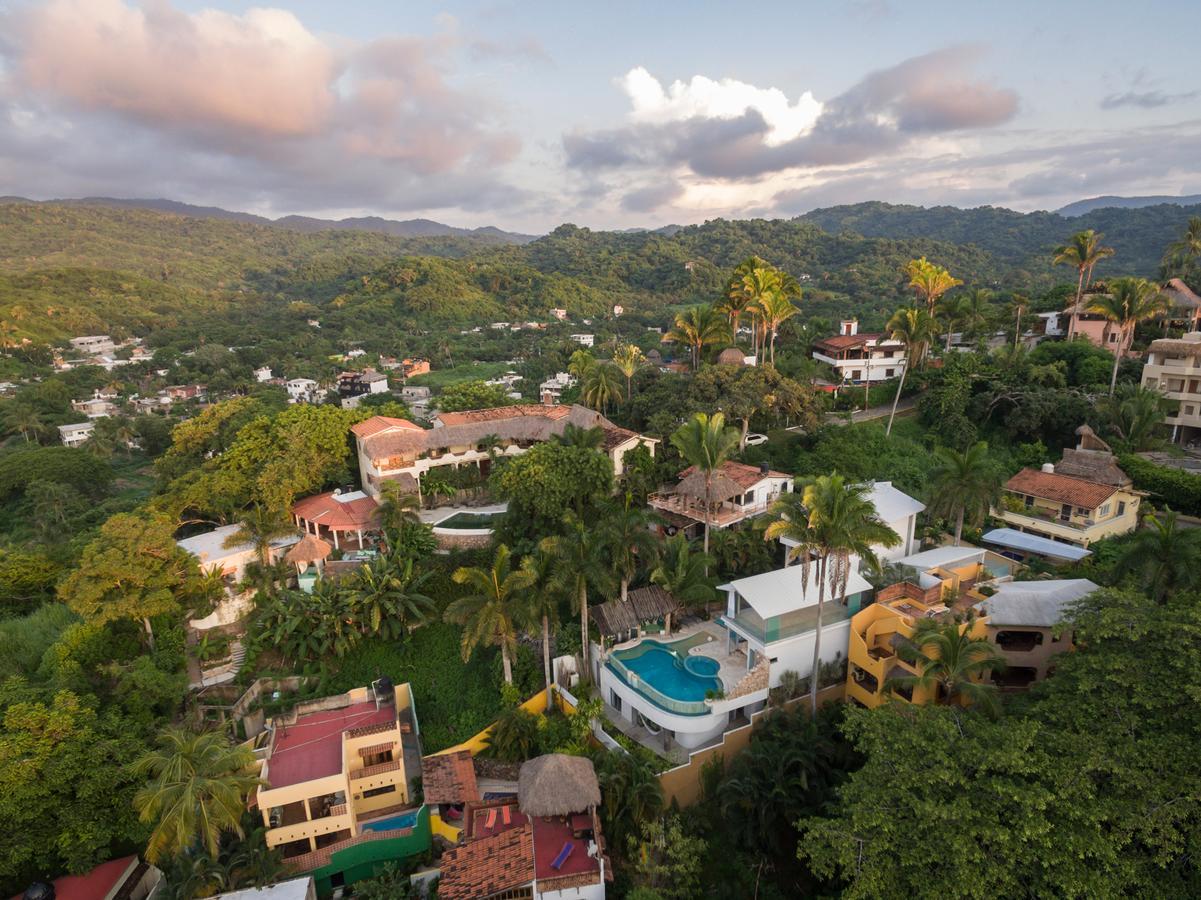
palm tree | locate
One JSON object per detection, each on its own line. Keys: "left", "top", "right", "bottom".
{"left": 666, "top": 305, "right": 729, "bottom": 370}
{"left": 347, "top": 553, "right": 435, "bottom": 639}
{"left": 885, "top": 617, "right": 1006, "bottom": 714}
{"left": 1163, "top": 216, "right": 1201, "bottom": 278}
{"left": 722, "top": 256, "right": 767, "bottom": 348}
{"left": 669, "top": 412, "right": 741, "bottom": 560}
{"left": 905, "top": 257, "right": 962, "bottom": 314}
{"left": 884, "top": 307, "right": 938, "bottom": 436}
{"left": 568, "top": 349, "right": 596, "bottom": 379}
{"left": 4, "top": 403, "right": 42, "bottom": 443}
{"left": 937, "top": 293, "right": 968, "bottom": 352}
{"left": 224, "top": 505, "right": 294, "bottom": 569}
{"left": 377, "top": 481, "right": 421, "bottom": 533}
{"left": 1053, "top": 229, "right": 1115, "bottom": 339}
{"left": 649, "top": 533, "right": 716, "bottom": 614}
{"left": 599, "top": 494, "right": 660, "bottom": 603}
{"left": 1115, "top": 508, "right": 1201, "bottom": 603}
{"left": 133, "top": 727, "right": 260, "bottom": 864}
{"left": 927, "top": 442, "right": 1002, "bottom": 545}
{"left": 594, "top": 750, "right": 664, "bottom": 853}
{"left": 1086, "top": 276, "right": 1170, "bottom": 394}
{"left": 1010, "top": 293, "right": 1029, "bottom": 349}
{"left": 959, "top": 288, "right": 993, "bottom": 341}
{"left": 540, "top": 512, "right": 614, "bottom": 673}
{"left": 519, "top": 549, "right": 561, "bottom": 711}
{"left": 1096, "top": 383, "right": 1168, "bottom": 451}
{"left": 554, "top": 423, "right": 604, "bottom": 449}
{"left": 763, "top": 476, "right": 900, "bottom": 714}
{"left": 445, "top": 544, "right": 534, "bottom": 685}
{"left": 581, "top": 361, "right": 623, "bottom": 413}
{"left": 758, "top": 289, "right": 799, "bottom": 366}
{"left": 611, "top": 343, "right": 646, "bottom": 402}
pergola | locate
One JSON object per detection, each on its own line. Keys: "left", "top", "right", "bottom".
{"left": 591, "top": 586, "right": 682, "bottom": 645}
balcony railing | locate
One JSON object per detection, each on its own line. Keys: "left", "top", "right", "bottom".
{"left": 605, "top": 656, "right": 712, "bottom": 716}
{"left": 648, "top": 493, "right": 770, "bottom": 527}
{"left": 722, "top": 602, "right": 853, "bottom": 646}
{"left": 352, "top": 760, "right": 400, "bottom": 779}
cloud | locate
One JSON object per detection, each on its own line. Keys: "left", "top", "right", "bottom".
{"left": 564, "top": 47, "right": 1018, "bottom": 181}
{"left": 468, "top": 36, "right": 551, "bottom": 64}
{"left": 1100, "top": 89, "right": 1200, "bottom": 110}
{"left": 620, "top": 181, "right": 685, "bottom": 213}
{"left": 0, "top": 0, "right": 527, "bottom": 216}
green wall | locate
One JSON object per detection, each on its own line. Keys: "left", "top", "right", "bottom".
{"left": 311, "top": 805, "right": 431, "bottom": 897}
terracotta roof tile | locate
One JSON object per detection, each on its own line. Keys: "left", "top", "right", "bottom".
{"left": 679, "top": 459, "right": 790, "bottom": 490}
{"left": 421, "top": 749, "right": 480, "bottom": 805}
{"left": 435, "top": 404, "right": 573, "bottom": 426}
{"left": 1005, "top": 468, "right": 1118, "bottom": 510}
{"left": 813, "top": 333, "right": 885, "bottom": 351}
{"left": 351, "top": 416, "right": 422, "bottom": 438}
{"left": 291, "top": 491, "right": 380, "bottom": 531}
{"left": 438, "top": 823, "right": 535, "bottom": 900}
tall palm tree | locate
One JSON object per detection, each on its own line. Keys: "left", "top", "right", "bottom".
{"left": 649, "top": 533, "right": 716, "bottom": 615}
{"left": 445, "top": 544, "right": 535, "bottom": 685}
{"left": 904, "top": 257, "right": 962, "bottom": 314}
{"left": 1053, "top": 229, "right": 1115, "bottom": 339}
{"left": 518, "top": 549, "right": 561, "bottom": 711}
{"left": 540, "top": 512, "right": 614, "bottom": 673}
{"left": 1010, "top": 293, "right": 1029, "bottom": 349}
{"left": 1115, "top": 508, "right": 1201, "bottom": 603}
{"left": 1163, "top": 215, "right": 1201, "bottom": 278}
{"left": 599, "top": 494, "right": 661, "bottom": 603}
{"left": 885, "top": 617, "right": 1006, "bottom": 714}
{"left": 224, "top": 505, "right": 295, "bottom": 569}
{"left": 937, "top": 293, "right": 969, "bottom": 352}
{"left": 611, "top": 343, "right": 646, "bottom": 402}
{"left": 722, "top": 256, "right": 768, "bottom": 348}
{"left": 764, "top": 476, "right": 900, "bottom": 714}
{"left": 1086, "top": 276, "right": 1170, "bottom": 394}
{"left": 581, "top": 361, "right": 623, "bottom": 413}
{"left": 959, "top": 287, "right": 993, "bottom": 341}
{"left": 758, "top": 289, "right": 799, "bottom": 366}
{"left": 347, "top": 553, "right": 435, "bottom": 639}
{"left": 568, "top": 349, "right": 596, "bottom": 379}
{"left": 1096, "top": 383, "right": 1168, "bottom": 451}
{"left": 669, "top": 412, "right": 741, "bottom": 560}
{"left": 666, "top": 305, "right": 729, "bottom": 370}
{"left": 4, "top": 403, "right": 42, "bottom": 443}
{"left": 133, "top": 727, "right": 260, "bottom": 864}
{"left": 927, "top": 442, "right": 1002, "bottom": 545}
{"left": 884, "top": 307, "right": 938, "bottom": 436}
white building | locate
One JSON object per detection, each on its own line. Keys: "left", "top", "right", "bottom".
{"left": 285, "top": 378, "right": 320, "bottom": 404}
{"left": 69, "top": 335, "right": 115, "bottom": 355}
{"left": 539, "top": 371, "right": 577, "bottom": 404}
{"left": 551, "top": 308, "right": 568, "bottom": 320}
{"left": 71, "top": 396, "right": 117, "bottom": 419}
{"left": 570, "top": 334, "right": 595, "bottom": 347}
{"left": 178, "top": 523, "right": 300, "bottom": 629}
{"left": 58, "top": 421, "right": 95, "bottom": 447}
{"left": 812, "top": 319, "right": 907, "bottom": 384}
{"left": 254, "top": 366, "right": 273, "bottom": 382}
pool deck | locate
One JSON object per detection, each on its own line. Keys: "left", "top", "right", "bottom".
{"left": 611, "top": 620, "right": 750, "bottom": 695}
{"left": 418, "top": 502, "right": 508, "bottom": 525}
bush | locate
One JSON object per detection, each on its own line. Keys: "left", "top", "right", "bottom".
{"left": 0, "top": 446, "right": 113, "bottom": 499}
{"left": 1119, "top": 454, "right": 1201, "bottom": 516}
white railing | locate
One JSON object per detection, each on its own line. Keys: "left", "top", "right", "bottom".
{"left": 605, "top": 656, "right": 712, "bottom": 716}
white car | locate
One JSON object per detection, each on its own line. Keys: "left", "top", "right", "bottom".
{"left": 744, "top": 433, "right": 768, "bottom": 446}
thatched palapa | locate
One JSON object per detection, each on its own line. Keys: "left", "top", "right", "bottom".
{"left": 591, "top": 586, "right": 681, "bottom": 637}
{"left": 674, "top": 470, "right": 742, "bottom": 503}
{"left": 285, "top": 533, "right": 332, "bottom": 565}
{"left": 518, "top": 754, "right": 601, "bottom": 817}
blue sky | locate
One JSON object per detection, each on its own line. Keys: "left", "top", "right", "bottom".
{"left": 1, "top": 0, "right": 1199, "bottom": 230}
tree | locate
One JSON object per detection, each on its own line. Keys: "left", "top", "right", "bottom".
{"left": 628, "top": 815, "right": 706, "bottom": 900}
{"left": 885, "top": 617, "right": 1006, "bottom": 712}
{"left": 493, "top": 440, "right": 613, "bottom": 541}
{"left": 445, "top": 544, "right": 534, "bottom": 685}
{"left": 926, "top": 441, "right": 1002, "bottom": 545}
{"left": 612, "top": 343, "right": 646, "bottom": 401}
{"left": 1163, "top": 215, "right": 1201, "bottom": 281}
{"left": 59, "top": 512, "right": 199, "bottom": 650}
{"left": 540, "top": 512, "right": 614, "bottom": 672}
{"left": 1085, "top": 277, "right": 1170, "bottom": 394}
{"left": 722, "top": 256, "right": 765, "bottom": 347}
{"left": 883, "top": 307, "right": 938, "bottom": 436}
{"left": 594, "top": 749, "right": 663, "bottom": 854}
{"left": 554, "top": 423, "right": 604, "bottom": 449}
{"left": 484, "top": 706, "right": 540, "bottom": 762}
{"left": 669, "top": 412, "right": 740, "bottom": 560}
{"left": 133, "top": 727, "right": 260, "bottom": 864}
{"left": 936, "top": 292, "right": 968, "bottom": 351}
{"left": 347, "top": 553, "right": 435, "bottom": 639}
{"left": 764, "top": 476, "right": 899, "bottom": 714}
{"left": 904, "top": 257, "right": 962, "bottom": 314}
{"left": 1096, "top": 383, "right": 1167, "bottom": 451}
{"left": 599, "top": 494, "right": 660, "bottom": 603}
{"left": 650, "top": 534, "right": 716, "bottom": 614}
{"left": 519, "top": 549, "right": 561, "bottom": 711}
{"left": 4, "top": 402, "right": 43, "bottom": 443}
{"left": 224, "top": 504, "right": 294, "bottom": 570}
{"left": 759, "top": 285, "right": 800, "bottom": 366}
{"left": 1114, "top": 508, "right": 1201, "bottom": 602}
{"left": 377, "top": 481, "right": 422, "bottom": 533}
{"left": 1054, "top": 229, "right": 1115, "bottom": 339}
{"left": 666, "top": 305, "right": 728, "bottom": 371}
{"left": 437, "top": 379, "right": 515, "bottom": 412}
{"left": 581, "top": 360, "right": 623, "bottom": 413}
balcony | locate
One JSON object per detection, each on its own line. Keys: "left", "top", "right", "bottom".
{"left": 648, "top": 492, "right": 769, "bottom": 527}
{"left": 352, "top": 760, "right": 401, "bottom": 779}
{"left": 722, "top": 602, "right": 852, "bottom": 646}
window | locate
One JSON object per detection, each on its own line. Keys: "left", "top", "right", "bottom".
{"left": 1100, "top": 503, "right": 1110, "bottom": 517}
{"left": 886, "top": 368, "right": 896, "bottom": 377}
{"left": 1023, "top": 494, "right": 1034, "bottom": 508}
{"left": 1118, "top": 501, "right": 1126, "bottom": 516}
{"left": 851, "top": 369, "right": 862, "bottom": 380}
{"left": 362, "top": 785, "right": 396, "bottom": 798}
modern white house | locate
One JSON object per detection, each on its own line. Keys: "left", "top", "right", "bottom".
{"left": 69, "top": 335, "right": 116, "bottom": 355}
{"left": 812, "top": 319, "right": 907, "bottom": 384}
{"left": 285, "top": 378, "right": 320, "bottom": 403}
{"left": 58, "top": 421, "right": 95, "bottom": 447}
{"left": 864, "top": 481, "right": 925, "bottom": 561}
{"left": 570, "top": 334, "right": 595, "bottom": 347}
{"left": 178, "top": 524, "right": 300, "bottom": 629}
{"left": 254, "top": 366, "right": 273, "bottom": 382}
{"left": 539, "top": 371, "right": 576, "bottom": 404}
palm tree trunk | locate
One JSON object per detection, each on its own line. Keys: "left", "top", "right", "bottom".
{"left": 1069, "top": 269, "right": 1084, "bottom": 340}
{"left": 579, "top": 583, "right": 590, "bottom": 674}
{"left": 703, "top": 478, "right": 712, "bottom": 572}
{"left": 954, "top": 506, "right": 965, "bottom": 546}
{"left": 1108, "top": 327, "right": 1125, "bottom": 395}
{"left": 620, "top": 576, "right": 628, "bottom": 603}
{"left": 809, "top": 557, "right": 827, "bottom": 716}
{"left": 886, "top": 362, "right": 907, "bottom": 436}
{"left": 501, "top": 642, "right": 513, "bottom": 685}
{"left": 542, "top": 614, "right": 553, "bottom": 712}
{"left": 142, "top": 617, "right": 157, "bottom": 652}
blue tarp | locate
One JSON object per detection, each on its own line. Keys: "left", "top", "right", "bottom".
{"left": 982, "top": 528, "right": 1091, "bottom": 562}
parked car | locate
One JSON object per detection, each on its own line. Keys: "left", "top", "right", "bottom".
{"left": 745, "top": 433, "right": 768, "bottom": 446}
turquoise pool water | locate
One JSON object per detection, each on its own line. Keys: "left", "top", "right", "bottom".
{"left": 612, "top": 643, "right": 721, "bottom": 704}
{"left": 362, "top": 810, "right": 419, "bottom": 832}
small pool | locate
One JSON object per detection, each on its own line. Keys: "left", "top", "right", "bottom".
{"left": 361, "top": 810, "right": 419, "bottom": 832}
{"left": 611, "top": 642, "right": 721, "bottom": 705}
{"left": 435, "top": 511, "right": 499, "bottom": 530}
{"left": 684, "top": 656, "right": 720, "bottom": 677}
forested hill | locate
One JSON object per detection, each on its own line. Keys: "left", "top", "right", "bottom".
{"left": 797, "top": 200, "right": 1201, "bottom": 274}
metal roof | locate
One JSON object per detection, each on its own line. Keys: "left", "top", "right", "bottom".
{"left": 896, "top": 545, "right": 986, "bottom": 571}
{"left": 982, "top": 528, "right": 1091, "bottom": 562}
{"left": 973, "top": 579, "right": 1099, "bottom": 627}
{"left": 723, "top": 563, "right": 872, "bottom": 619}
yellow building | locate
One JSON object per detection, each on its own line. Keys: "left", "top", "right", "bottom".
{"left": 846, "top": 583, "right": 989, "bottom": 709}
{"left": 991, "top": 427, "right": 1140, "bottom": 548}
{"left": 256, "top": 683, "right": 422, "bottom": 866}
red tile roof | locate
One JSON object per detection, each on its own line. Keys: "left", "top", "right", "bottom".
{"left": 16, "top": 856, "right": 139, "bottom": 900}
{"left": 813, "top": 333, "right": 884, "bottom": 352}
{"left": 421, "top": 749, "right": 480, "bottom": 805}
{"left": 438, "top": 824, "right": 535, "bottom": 900}
{"left": 291, "top": 491, "right": 380, "bottom": 531}
{"left": 265, "top": 701, "right": 395, "bottom": 789}
{"left": 680, "top": 459, "right": 790, "bottom": 489}
{"left": 1005, "top": 468, "right": 1118, "bottom": 510}
{"left": 351, "top": 416, "right": 421, "bottom": 438}
{"left": 435, "top": 404, "right": 573, "bottom": 426}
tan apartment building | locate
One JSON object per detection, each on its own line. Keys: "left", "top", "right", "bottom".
{"left": 1141, "top": 331, "right": 1201, "bottom": 446}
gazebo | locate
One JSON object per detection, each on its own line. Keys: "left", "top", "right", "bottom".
{"left": 591, "top": 586, "right": 682, "bottom": 645}
{"left": 285, "top": 533, "right": 332, "bottom": 575}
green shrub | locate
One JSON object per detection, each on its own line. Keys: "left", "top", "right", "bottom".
{"left": 1118, "top": 454, "right": 1201, "bottom": 516}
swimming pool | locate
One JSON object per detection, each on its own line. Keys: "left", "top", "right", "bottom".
{"left": 610, "top": 640, "right": 722, "bottom": 711}
{"left": 361, "top": 810, "right": 419, "bottom": 832}
{"left": 435, "top": 511, "right": 500, "bottom": 530}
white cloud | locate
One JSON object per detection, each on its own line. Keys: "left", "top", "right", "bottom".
{"left": 618, "top": 66, "right": 822, "bottom": 146}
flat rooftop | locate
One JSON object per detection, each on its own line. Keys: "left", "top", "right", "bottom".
{"left": 266, "top": 701, "right": 395, "bottom": 789}
{"left": 469, "top": 802, "right": 599, "bottom": 882}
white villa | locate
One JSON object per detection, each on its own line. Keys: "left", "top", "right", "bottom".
{"left": 779, "top": 480, "right": 925, "bottom": 563}
{"left": 58, "top": 421, "right": 95, "bottom": 447}
{"left": 570, "top": 334, "right": 595, "bottom": 347}
{"left": 178, "top": 524, "right": 299, "bottom": 629}
{"left": 539, "top": 371, "right": 576, "bottom": 404}
{"left": 812, "top": 319, "right": 907, "bottom": 384}
{"left": 286, "top": 378, "right": 321, "bottom": 403}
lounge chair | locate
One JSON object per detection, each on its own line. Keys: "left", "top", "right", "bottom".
{"left": 484, "top": 808, "right": 497, "bottom": 830}
{"left": 550, "top": 841, "right": 574, "bottom": 871}
{"left": 501, "top": 805, "right": 512, "bottom": 826}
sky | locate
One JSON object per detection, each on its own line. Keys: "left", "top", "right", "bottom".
{"left": 0, "top": 0, "right": 1199, "bottom": 232}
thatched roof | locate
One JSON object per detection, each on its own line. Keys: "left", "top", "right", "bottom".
{"left": 518, "top": 754, "right": 600, "bottom": 817}
{"left": 1149, "top": 335, "right": 1201, "bottom": 358}
{"left": 716, "top": 347, "right": 746, "bottom": 366}
{"left": 1164, "top": 277, "right": 1201, "bottom": 311}
{"left": 674, "top": 470, "right": 743, "bottom": 503}
{"left": 591, "top": 586, "right": 681, "bottom": 636}
{"left": 285, "top": 533, "right": 332, "bottom": 564}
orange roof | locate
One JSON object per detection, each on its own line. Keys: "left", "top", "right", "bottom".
{"left": 1005, "top": 468, "right": 1118, "bottom": 510}
{"left": 17, "top": 856, "right": 140, "bottom": 900}
{"left": 680, "top": 459, "right": 790, "bottom": 489}
{"left": 438, "top": 823, "right": 535, "bottom": 900}
{"left": 435, "top": 404, "right": 573, "bottom": 426}
{"left": 350, "top": 415, "right": 421, "bottom": 438}
{"left": 292, "top": 491, "right": 380, "bottom": 531}
{"left": 422, "top": 749, "right": 480, "bottom": 805}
